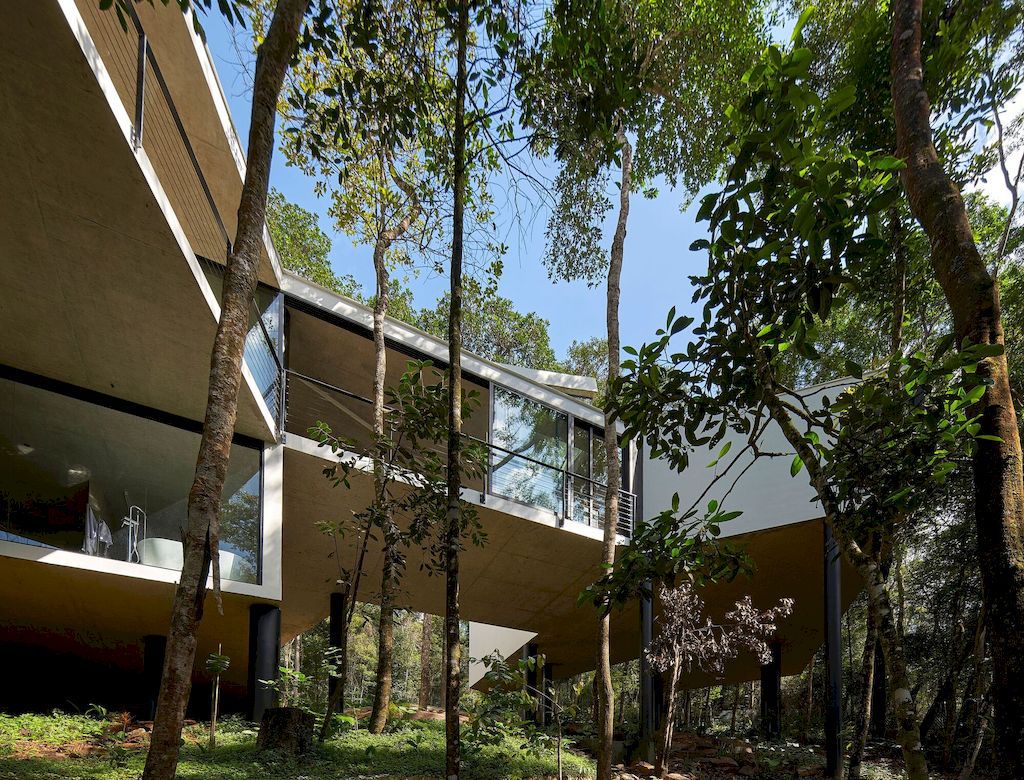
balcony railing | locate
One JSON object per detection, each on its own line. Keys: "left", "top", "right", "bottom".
{"left": 79, "top": 2, "right": 285, "bottom": 432}
{"left": 285, "top": 369, "right": 636, "bottom": 537}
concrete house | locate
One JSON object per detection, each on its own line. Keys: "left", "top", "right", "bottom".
{"left": 0, "top": 0, "right": 856, "bottom": 741}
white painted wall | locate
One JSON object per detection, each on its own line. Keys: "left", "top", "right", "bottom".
{"left": 641, "top": 379, "right": 855, "bottom": 538}
{"left": 468, "top": 622, "right": 537, "bottom": 688}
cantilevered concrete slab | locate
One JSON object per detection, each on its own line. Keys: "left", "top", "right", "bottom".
{"left": 0, "top": 1, "right": 272, "bottom": 440}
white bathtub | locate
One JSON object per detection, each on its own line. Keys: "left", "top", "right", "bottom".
{"left": 137, "top": 537, "right": 247, "bottom": 581}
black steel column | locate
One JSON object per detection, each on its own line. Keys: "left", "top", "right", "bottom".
{"left": 870, "top": 640, "right": 887, "bottom": 738}
{"left": 328, "top": 591, "right": 346, "bottom": 700}
{"left": 824, "top": 521, "right": 843, "bottom": 777}
{"left": 247, "top": 603, "right": 281, "bottom": 723}
{"left": 525, "top": 642, "right": 540, "bottom": 724}
{"left": 760, "top": 642, "right": 782, "bottom": 738}
{"left": 542, "top": 662, "right": 554, "bottom": 727}
{"left": 141, "top": 634, "right": 166, "bottom": 721}
{"left": 639, "top": 586, "right": 655, "bottom": 740}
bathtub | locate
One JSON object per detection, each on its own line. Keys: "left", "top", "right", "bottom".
{"left": 137, "top": 537, "right": 247, "bottom": 581}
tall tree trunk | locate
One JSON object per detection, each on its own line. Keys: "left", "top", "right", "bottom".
{"left": 803, "top": 652, "right": 816, "bottom": 743}
{"left": 849, "top": 603, "right": 879, "bottom": 780}
{"left": 140, "top": 2, "right": 308, "bottom": 778}
{"left": 751, "top": 347, "right": 930, "bottom": 780}
{"left": 891, "top": 1, "right": 1024, "bottom": 775}
{"left": 596, "top": 134, "right": 631, "bottom": 780}
{"left": 655, "top": 659, "right": 681, "bottom": 779}
{"left": 368, "top": 216, "right": 394, "bottom": 737}
{"left": 731, "top": 683, "right": 740, "bottom": 735}
{"left": 419, "top": 613, "right": 433, "bottom": 710}
{"left": 444, "top": 0, "right": 469, "bottom": 773}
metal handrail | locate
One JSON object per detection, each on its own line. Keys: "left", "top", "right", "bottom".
{"left": 119, "top": 2, "right": 232, "bottom": 257}
{"left": 284, "top": 368, "right": 636, "bottom": 536}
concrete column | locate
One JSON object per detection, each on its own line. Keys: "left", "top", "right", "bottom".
{"left": 328, "top": 591, "right": 346, "bottom": 700}
{"left": 760, "top": 642, "right": 782, "bottom": 738}
{"left": 141, "top": 634, "right": 166, "bottom": 721}
{"left": 247, "top": 603, "right": 281, "bottom": 723}
{"left": 824, "top": 522, "right": 843, "bottom": 776}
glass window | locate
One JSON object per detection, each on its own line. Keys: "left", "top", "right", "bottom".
{"left": 490, "top": 387, "right": 568, "bottom": 513}
{"left": 0, "top": 377, "right": 261, "bottom": 584}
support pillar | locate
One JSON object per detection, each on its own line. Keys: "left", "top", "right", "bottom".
{"left": 639, "top": 586, "right": 655, "bottom": 740}
{"left": 824, "top": 521, "right": 843, "bottom": 777}
{"left": 760, "top": 642, "right": 782, "bottom": 739}
{"left": 870, "top": 639, "right": 887, "bottom": 739}
{"left": 247, "top": 603, "right": 281, "bottom": 723}
{"left": 141, "top": 634, "right": 166, "bottom": 721}
{"left": 328, "top": 591, "right": 347, "bottom": 700}
{"left": 524, "top": 642, "right": 540, "bottom": 724}
{"left": 542, "top": 662, "right": 554, "bottom": 727}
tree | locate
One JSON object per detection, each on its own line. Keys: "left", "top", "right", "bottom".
{"left": 137, "top": 2, "right": 314, "bottom": 778}
{"left": 890, "top": 0, "right": 1024, "bottom": 775}
{"left": 646, "top": 584, "right": 793, "bottom": 778}
{"left": 610, "top": 32, "right": 1002, "bottom": 780}
{"left": 525, "top": 1, "right": 767, "bottom": 775}
{"left": 415, "top": 282, "right": 560, "bottom": 370}
{"left": 265, "top": 188, "right": 361, "bottom": 296}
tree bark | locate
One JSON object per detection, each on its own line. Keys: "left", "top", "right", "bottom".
{"left": 752, "top": 348, "right": 930, "bottom": 780}
{"left": 849, "top": 602, "right": 878, "bottom": 780}
{"left": 596, "top": 134, "right": 631, "bottom": 780}
{"left": 367, "top": 158, "right": 421, "bottom": 733}
{"left": 891, "top": 0, "right": 1024, "bottom": 775}
{"left": 419, "top": 613, "right": 433, "bottom": 710}
{"left": 444, "top": 1, "right": 469, "bottom": 774}
{"left": 140, "top": 2, "right": 308, "bottom": 778}
{"left": 803, "top": 651, "right": 816, "bottom": 743}
{"left": 655, "top": 658, "right": 681, "bottom": 779}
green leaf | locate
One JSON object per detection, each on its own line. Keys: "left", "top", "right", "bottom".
{"left": 790, "top": 455, "right": 804, "bottom": 476}
{"left": 791, "top": 5, "right": 816, "bottom": 42}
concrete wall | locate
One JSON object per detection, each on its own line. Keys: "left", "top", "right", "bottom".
{"left": 642, "top": 379, "right": 855, "bottom": 538}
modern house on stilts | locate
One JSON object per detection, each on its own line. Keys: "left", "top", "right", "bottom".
{"left": 0, "top": 1, "right": 858, "bottom": 769}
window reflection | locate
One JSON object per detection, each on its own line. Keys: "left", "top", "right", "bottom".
{"left": 490, "top": 387, "right": 568, "bottom": 513}
{"left": 0, "top": 377, "right": 261, "bottom": 584}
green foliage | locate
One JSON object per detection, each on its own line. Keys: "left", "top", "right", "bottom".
{"left": 0, "top": 713, "right": 594, "bottom": 779}
{"left": 266, "top": 189, "right": 360, "bottom": 297}
{"left": 205, "top": 650, "right": 231, "bottom": 676}
{"left": 414, "top": 282, "right": 560, "bottom": 370}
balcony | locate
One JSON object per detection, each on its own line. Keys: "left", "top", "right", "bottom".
{"left": 283, "top": 368, "right": 636, "bottom": 537}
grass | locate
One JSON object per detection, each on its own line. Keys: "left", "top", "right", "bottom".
{"left": 0, "top": 712, "right": 595, "bottom": 780}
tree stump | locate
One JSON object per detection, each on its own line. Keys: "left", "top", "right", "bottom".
{"left": 256, "top": 707, "right": 315, "bottom": 755}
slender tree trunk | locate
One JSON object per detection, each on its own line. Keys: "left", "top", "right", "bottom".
{"left": 891, "top": 1, "right": 1024, "bottom": 775}
{"left": 731, "top": 683, "right": 740, "bottom": 735}
{"left": 140, "top": 3, "right": 308, "bottom": 778}
{"left": 655, "top": 660, "right": 681, "bottom": 779}
{"left": 804, "top": 652, "right": 816, "bottom": 743}
{"left": 368, "top": 233, "right": 395, "bottom": 736}
{"left": 752, "top": 348, "right": 930, "bottom": 780}
{"left": 444, "top": 1, "right": 469, "bottom": 773}
{"left": 849, "top": 604, "right": 878, "bottom": 780}
{"left": 959, "top": 694, "right": 992, "bottom": 780}
{"left": 596, "top": 133, "right": 631, "bottom": 780}
{"left": 420, "top": 613, "right": 433, "bottom": 710}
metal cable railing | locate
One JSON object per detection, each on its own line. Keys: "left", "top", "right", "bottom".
{"left": 284, "top": 369, "right": 636, "bottom": 537}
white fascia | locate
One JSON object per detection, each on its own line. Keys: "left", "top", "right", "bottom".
{"left": 282, "top": 273, "right": 610, "bottom": 429}
{"left": 56, "top": 0, "right": 277, "bottom": 443}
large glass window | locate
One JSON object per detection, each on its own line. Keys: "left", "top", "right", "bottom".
{"left": 0, "top": 377, "right": 261, "bottom": 584}
{"left": 490, "top": 387, "right": 568, "bottom": 513}
{"left": 571, "top": 421, "right": 608, "bottom": 527}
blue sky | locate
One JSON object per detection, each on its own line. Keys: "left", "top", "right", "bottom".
{"left": 202, "top": 17, "right": 711, "bottom": 361}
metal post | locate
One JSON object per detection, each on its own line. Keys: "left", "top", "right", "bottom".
{"left": 247, "top": 604, "right": 281, "bottom": 722}
{"left": 639, "top": 587, "right": 655, "bottom": 740}
{"left": 525, "top": 642, "right": 540, "bottom": 724}
{"left": 760, "top": 642, "right": 782, "bottom": 738}
{"left": 329, "top": 591, "right": 346, "bottom": 700}
{"left": 141, "top": 634, "right": 165, "bottom": 721}
{"left": 542, "top": 662, "right": 554, "bottom": 728}
{"left": 132, "top": 33, "right": 147, "bottom": 149}
{"left": 824, "top": 521, "right": 843, "bottom": 776}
